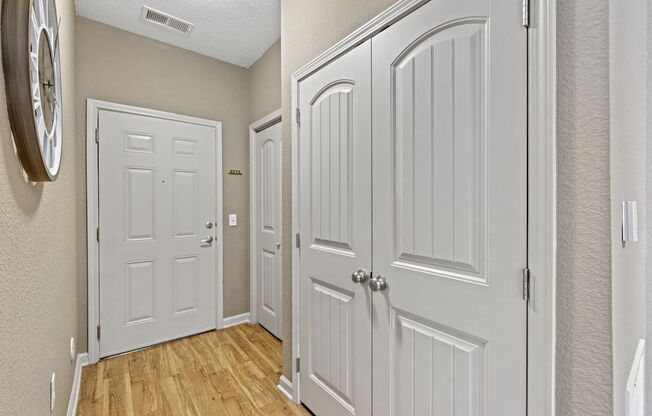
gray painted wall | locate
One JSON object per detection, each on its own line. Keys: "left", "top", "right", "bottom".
{"left": 556, "top": 0, "right": 613, "bottom": 414}
{"left": 609, "top": 0, "right": 647, "bottom": 415}
{"left": 647, "top": 0, "right": 652, "bottom": 410}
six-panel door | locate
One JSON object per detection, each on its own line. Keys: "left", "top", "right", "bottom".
{"left": 298, "top": 40, "right": 373, "bottom": 416}
{"left": 371, "top": 0, "right": 527, "bottom": 415}
{"left": 99, "top": 110, "right": 217, "bottom": 357}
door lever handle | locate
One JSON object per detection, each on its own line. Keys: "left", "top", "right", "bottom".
{"left": 200, "top": 236, "right": 214, "bottom": 246}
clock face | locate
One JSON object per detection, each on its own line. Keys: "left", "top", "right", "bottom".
{"left": 1, "top": 0, "right": 63, "bottom": 181}
{"left": 29, "top": 0, "right": 63, "bottom": 178}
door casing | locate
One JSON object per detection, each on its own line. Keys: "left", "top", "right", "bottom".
{"left": 249, "top": 109, "right": 283, "bottom": 334}
{"left": 289, "top": 0, "right": 557, "bottom": 415}
{"left": 86, "top": 99, "right": 224, "bottom": 364}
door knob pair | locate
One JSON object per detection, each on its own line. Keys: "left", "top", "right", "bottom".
{"left": 351, "top": 269, "right": 387, "bottom": 291}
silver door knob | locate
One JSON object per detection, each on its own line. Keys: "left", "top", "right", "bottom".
{"left": 200, "top": 236, "right": 214, "bottom": 246}
{"left": 205, "top": 221, "right": 214, "bottom": 229}
{"left": 351, "top": 269, "right": 370, "bottom": 284}
{"left": 369, "top": 275, "right": 388, "bottom": 291}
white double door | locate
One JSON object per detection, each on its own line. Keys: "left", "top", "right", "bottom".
{"left": 298, "top": 0, "right": 527, "bottom": 415}
{"left": 98, "top": 109, "right": 218, "bottom": 358}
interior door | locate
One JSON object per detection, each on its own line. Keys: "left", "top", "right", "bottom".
{"left": 298, "top": 40, "right": 372, "bottom": 416}
{"left": 98, "top": 109, "right": 218, "bottom": 358}
{"left": 371, "top": 0, "right": 527, "bottom": 414}
{"left": 254, "top": 122, "right": 282, "bottom": 338}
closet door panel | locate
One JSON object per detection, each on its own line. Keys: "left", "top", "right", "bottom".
{"left": 371, "top": 0, "right": 527, "bottom": 415}
{"left": 298, "top": 39, "right": 372, "bottom": 416}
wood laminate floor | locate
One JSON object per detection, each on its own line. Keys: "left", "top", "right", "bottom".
{"left": 77, "top": 324, "right": 311, "bottom": 415}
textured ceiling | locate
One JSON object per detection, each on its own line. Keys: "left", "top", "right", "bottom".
{"left": 74, "top": 0, "right": 280, "bottom": 68}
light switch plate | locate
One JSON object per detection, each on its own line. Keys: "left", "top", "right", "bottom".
{"left": 70, "top": 337, "right": 75, "bottom": 361}
{"left": 228, "top": 214, "right": 237, "bottom": 227}
{"left": 50, "top": 372, "right": 56, "bottom": 412}
{"left": 622, "top": 201, "right": 638, "bottom": 242}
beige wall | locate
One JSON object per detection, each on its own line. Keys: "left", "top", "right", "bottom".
{"left": 0, "top": 0, "right": 80, "bottom": 415}
{"left": 280, "top": 0, "right": 396, "bottom": 380}
{"left": 249, "top": 40, "right": 281, "bottom": 122}
{"left": 75, "top": 17, "right": 252, "bottom": 348}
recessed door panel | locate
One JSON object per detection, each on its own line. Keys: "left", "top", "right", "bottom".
{"left": 173, "top": 170, "right": 199, "bottom": 238}
{"left": 261, "top": 140, "right": 276, "bottom": 232}
{"left": 172, "top": 137, "right": 199, "bottom": 158}
{"left": 393, "top": 311, "right": 485, "bottom": 415}
{"left": 394, "top": 22, "right": 486, "bottom": 280}
{"left": 124, "top": 132, "right": 155, "bottom": 154}
{"left": 309, "top": 280, "right": 354, "bottom": 408}
{"left": 124, "top": 167, "right": 156, "bottom": 241}
{"left": 310, "top": 86, "right": 353, "bottom": 251}
{"left": 261, "top": 250, "right": 277, "bottom": 314}
{"left": 172, "top": 256, "right": 199, "bottom": 315}
{"left": 125, "top": 260, "right": 156, "bottom": 324}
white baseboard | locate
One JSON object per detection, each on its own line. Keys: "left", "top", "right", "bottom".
{"left": 221, "top": 312, "right": 251, "bottom": 328}
{"left": 277, "top": 375, "right": 293, "bottom": 401}
{"left": 67, "top": 352, "right": 89, "bottom": 416}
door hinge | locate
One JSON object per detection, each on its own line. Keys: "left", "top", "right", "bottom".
{"left": 522, "top": 0, "right": 530, "bottom": 28}
{"left": 95, "top": 128, "right": 100, "bottom": 143}
{"left": 522, "top": 267, "right": 530, "bottom": 302}
{"left": 295, "top": 108, "right": 301, "bottom": 125}
{"left": 296, "top": 357, "right": 300, "bottom": 372}
{"left": 295, "top": 233, "right": 300, "bottom": 249}
{"left": 96, "top": 325, "right": 101, "bottom": 340}
{"left": 96, "top": 227, "right": 100, "bottom": 242}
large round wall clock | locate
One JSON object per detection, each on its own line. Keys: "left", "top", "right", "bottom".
{"left": 2, "top": 0, "right": 63, "bottom": 182}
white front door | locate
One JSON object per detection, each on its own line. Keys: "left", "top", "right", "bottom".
{"left": 371, "top": 0, "right": 527, "bottom": 415}
{"left": 254, "top": 122, "right": 283, "bottom": 338}
{"left": 98, "top": 109, "right": 218, "bottom": 358}
{"left": 298, "top": 40, "right": 373, "bottom": 416}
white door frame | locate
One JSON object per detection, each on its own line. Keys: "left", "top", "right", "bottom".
{"left": 249, "top": 109, "right": 282, "bottom": 328}
{"left": 86, "top": 99, "right": 224, "bottom": 364}
{"left": 289, "top": 0, "right": 557, "bottom": 414}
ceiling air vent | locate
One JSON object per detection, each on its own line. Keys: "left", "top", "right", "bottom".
{"left": 142, "top": 6, "right": 194, "bottom": 34}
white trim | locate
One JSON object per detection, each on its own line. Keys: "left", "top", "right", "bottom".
{"left": 527, "top": 0, "right": 556, "bottom": 415}
{"left": 221, "top": 312, "right": 251, "bottom": 328}
{"left": 289, "top": 0, "right": 556, "bottom": 413}
{"left": 86, "top": 99, "right": 224, "bottom": 364}
{"left": 291, "top": 0, "right": 429, "bottom": 83}
{"left": 66, "top": 353, "right": 89, "bottom": 416}
{"left": 290, "top": 69, "right": 301, "bottom": 405}
{"left": 249, "top": 109, "right": 283, "bottom": 329}
{"left": 277, "top": 375, "right": 294, "bottom": 401}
